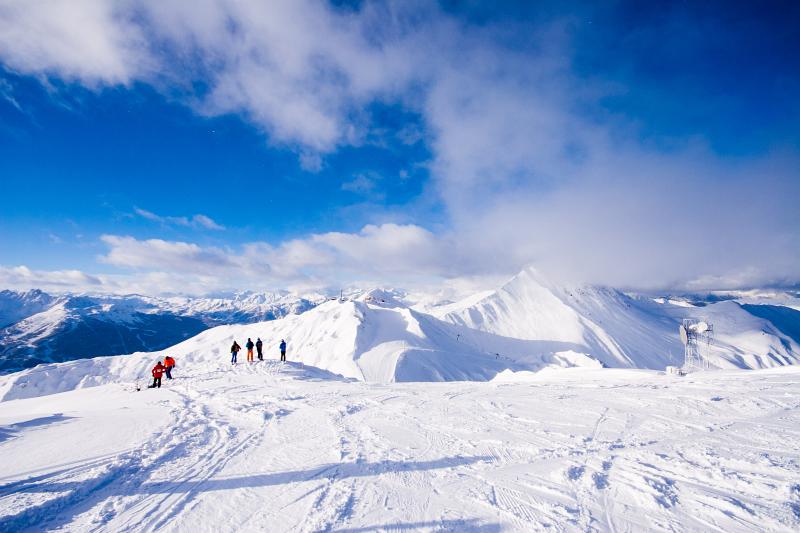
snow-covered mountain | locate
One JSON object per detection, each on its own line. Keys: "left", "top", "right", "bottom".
{"left": 435, "top": 267, "right": 800, "bottom": 370}
{"left": 3, "top": 267, "right": 800, "bottom": 399}
{"left": 0, "top": 289, "right": 56, "bottom": 328}
{"left": 0, "top": 290, "right": 322, "bottom": 372}
{"left": 3, "top": 267, "right": 799, "bottom": 379}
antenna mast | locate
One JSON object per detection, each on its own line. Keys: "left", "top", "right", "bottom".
{"left": 679, "top": 318, "right": 713, "bottom": 372}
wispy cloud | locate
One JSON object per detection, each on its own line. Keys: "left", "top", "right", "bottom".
{"left": 134, "top": 208, "right": 225, "bottom": 231}
{"left": 341, "top": 172, "right": 385, "bottom": 200}
{"left": 0, "top": 78, "right": 22, "bottom": 112}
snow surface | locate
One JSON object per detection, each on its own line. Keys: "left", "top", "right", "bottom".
{"left": 1, "top": 357, "right": 799, "bottom": 532}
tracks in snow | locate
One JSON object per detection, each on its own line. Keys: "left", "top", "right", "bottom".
{"left": 3, "top": 367, "right": 800, "bottom": 531}
{"left": 2, "top": 364, "right": 285, "bottom": 532}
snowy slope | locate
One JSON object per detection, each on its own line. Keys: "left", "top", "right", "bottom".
{"left": 0, "top": 291, "right": 321, "bottom": 372}
{"left": 1, "top": 360, "right": 799, "bottom": 531}
{"left": 437, "top": 267, "right": 800, "bottom": 370}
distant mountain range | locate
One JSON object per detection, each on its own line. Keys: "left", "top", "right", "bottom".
{"left": 0, "top": 289, "right": 324, "bottom": 372}
{"left": 3, "top": 272, "right": 800, "bottom": 378}
{"left": 4, "top": 269, "right": 800, "bottom": 397}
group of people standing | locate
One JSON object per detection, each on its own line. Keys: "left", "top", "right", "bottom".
{"left": 144, "top": 337, "right": 287, "bottom": 390}
{"left": 230, "top": 338, "right": 287, "bottom": 364}
{"left": 148, "top": 355, "right": 176, "bottom": 389}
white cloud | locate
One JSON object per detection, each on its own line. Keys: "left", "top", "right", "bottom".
{"left": 134, "top": 208, "right": 225, "bottom": 230}
{"left": 189, "top": 214, "right": 225, "bottom": 231}
{"left": 87, "top": 224, "right": 463, "bottom": 293}
{"left": 139, "top": 0, "right": 420, "bottom": 155}
{"left": 311, "top": 224, "right": 450, "bottom": 276}
{"left": 0, "top": 0, "right": 430, "bottom": 151}
{"left": 0, "top": 0, "right": 148, "bottom": 85}
{"left": 0, "top": 264, "right": 235, "bottom": 296}
{"left": 0, "top": 78, "right": 21, "bottom": 111}
{"left": 0, "top": 265, "right": 103, "bottom": 290}
{"left": 298, "top": 151, "right": 324, "bottom": 172}
{"left": 99, "top": 235, "right": 239, "bottom": 274}
{"left": 341, "top": 172, "right": 384, "bottom": 199}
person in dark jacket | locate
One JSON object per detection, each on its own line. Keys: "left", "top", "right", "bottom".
{"left": 246, "top": 338, "right": 255, "bottom": 362}
{"left": 231, "top": 340, "right": 241, "bottom": 365}
{"left": 256, "top": 338, "right": 263, "bottom": 361}
{"left": 279, "top": 339, "right": 287, "bottom": 362}
{"left": 163, "top": 356, "right": 176, "bottom": 379}
{"left": 148, "top": 361, "right": 165, "bottom": 388}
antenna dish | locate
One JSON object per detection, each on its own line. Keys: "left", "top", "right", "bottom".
{"left": 679, "top": 324, "right": 688, "bottom": 346}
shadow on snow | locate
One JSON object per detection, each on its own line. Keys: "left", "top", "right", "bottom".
{"left": 329, "top": 518, "right": 502, "bottom": 532}
{"left": 4, "top": 455, "right": 492, "bottom": 496}
{"left": 0, "top": 413, "right": 77, "bottom": 443}
{"left": 0, "top": 455, "right": 492, "bottom": 530}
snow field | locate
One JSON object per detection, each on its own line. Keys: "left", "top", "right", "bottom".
{"left": 1, "top": 362, "right": 799, "bottom": 532}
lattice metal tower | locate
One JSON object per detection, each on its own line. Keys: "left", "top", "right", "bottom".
{"left": 680, "top": 318, "right": 713, "bottom": 371}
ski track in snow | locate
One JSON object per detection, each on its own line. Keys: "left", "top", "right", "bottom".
{"left": 1, "top": 362, "right": 799, "bottom": 532}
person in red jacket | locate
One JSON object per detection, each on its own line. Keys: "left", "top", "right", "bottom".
{"left": 163, "top": 356, "right": 176, "bottom": 379}
{"left": 148, "top": 361, "right": 165, "bottom": 389}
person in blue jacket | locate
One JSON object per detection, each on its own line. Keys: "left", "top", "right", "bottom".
{"left": 279, "top": 339, "right": 287, "bottom": 362}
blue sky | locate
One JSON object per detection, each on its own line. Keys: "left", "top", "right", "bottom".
{"left": 0, "top": 1, "right": 798, "bottom": 294}
{"left": 0, "top": 79, "right": 432, "bottom": 271}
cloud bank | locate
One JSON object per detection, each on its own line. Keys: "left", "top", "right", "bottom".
{"left": 0, "top": 1, "right": 797, "bottom": 293}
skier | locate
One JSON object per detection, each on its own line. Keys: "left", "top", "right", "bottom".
{"left": 230, "top": 340, "right": 241, "bottom": 365}
{"left": 279, "top": 339, "right": 287, "bottom": 362}
{"left": 246, "top": 338, "right": 255, "bottom": 362}
{"left": 256, "top": 337, "right": 263, "bottom": 361}
{"left": 163, "top": 355, "right": 176, "bottom": 379}
{"left": 148, "top": 361, "right": 165, "bottom": 388}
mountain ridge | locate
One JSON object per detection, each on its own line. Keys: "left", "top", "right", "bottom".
{"left": 2, "top": 267, "right": 800, "bottom": 378}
